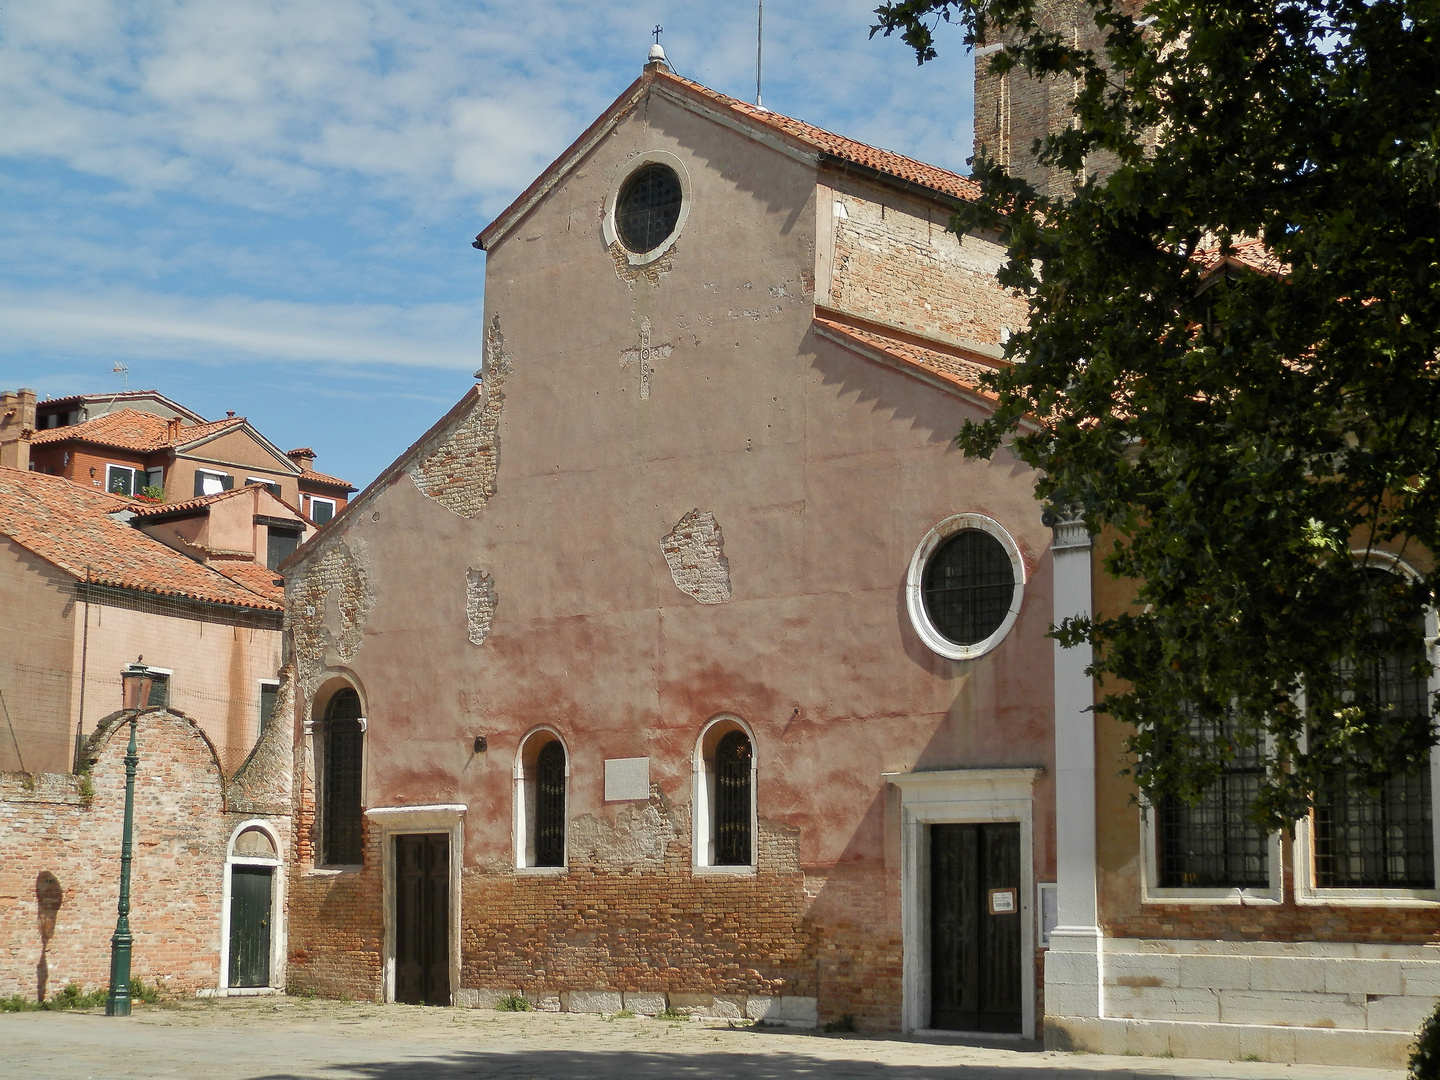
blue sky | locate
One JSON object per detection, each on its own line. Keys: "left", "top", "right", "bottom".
{"left": 0, "top": 1, "right": 974, "bottom": 492}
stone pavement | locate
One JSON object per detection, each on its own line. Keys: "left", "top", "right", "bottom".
{"left": 0, "top": 997, "right": 1407, "bottom": 1080}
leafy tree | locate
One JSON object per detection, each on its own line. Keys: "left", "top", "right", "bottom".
{"left": 873, "top": 0, "right": 1440, "bottom": 829}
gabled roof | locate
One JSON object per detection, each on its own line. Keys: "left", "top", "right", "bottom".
{"left": 0, "top": 466, "right": 283, "bottom": 610}
{"left": 477, "top": 64, "right": 978, "bottom": 252}
{"left": 29, "top": 408, "right": 302, "bottom": 474}
{"left": 1195, "top": 237, "right": 1288, "bottom": 279}
{"left": 37, "top": 390, "right": 207, "bottom": 424}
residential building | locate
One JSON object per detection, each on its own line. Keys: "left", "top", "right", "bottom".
{"left": 280, "top": 55, "right": 1058, "bottom": 1034}
{"left": 0, "top": 387, "right": 355, "bottom": 516}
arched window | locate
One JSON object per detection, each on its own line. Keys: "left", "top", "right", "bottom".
{"left": 694, "top": 719, "right": 756, "bottom": 869}
{"left": 515, "top": 731, "right": 567, "bottom": 869}
{"left": 322, "top": 687, "right": 364, "bottom": 867}
{"left": 1314, "top": 566, "right": 1435, "bottom": 888}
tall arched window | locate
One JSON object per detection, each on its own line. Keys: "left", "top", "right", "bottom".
{"left": 694, "top": 718, "right": 756, "bottom": 869}
{"left": 714, "top": 731, "right": 754, "bottom": 866}
{"left": 322, "top": 687, "right": 364, "bottom": 867}
{"left": 1314, "top": 566, "right": 1435, "bottom": 888}
{"left": 515, "top": 730, "right": 567, "bottom": 869}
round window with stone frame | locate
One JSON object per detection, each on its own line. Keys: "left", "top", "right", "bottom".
{"left": 615, "top": 162, "right": 684, "bottom": 254}
{"left": 906, "top": 514, "right": 1027, "bottom": 660}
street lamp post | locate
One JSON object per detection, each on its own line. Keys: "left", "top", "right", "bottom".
{"left": 106, "top": 659, "right": 153, "bottom": 1017}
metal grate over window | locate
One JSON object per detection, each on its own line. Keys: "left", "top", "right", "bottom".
{"left": 534, "top": 740, "right": 566, "bottom": 868}
{"left": 922, "top": 529, "right": 1016, "bottom": 646}
{"left": 323, "top": 688, "right": 364, "bottom": 866}
{"left": 1157, "top": 707, "right": 1270, "bottom": 889}
{"left": 714, "top": 730, "right": 753, "bottom": 866}
{"left": 1315, "top": 573, "right": 1434, "bottom": 888}
{"left": 616, "top": 164, "right": 683, "bottom": 254}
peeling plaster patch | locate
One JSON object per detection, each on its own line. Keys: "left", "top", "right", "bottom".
{"left": 465, "top": 568, "right": 497, "bottom": 646}
{"left": 288, "top": 540, "right": 374, "bottom": 708}
{"left": 661, "top": 509, "right": 731, "bottom": 604}
{"left": 608, "top": 240, "right": 675, "bottom": 286}
{"left": 568, "top": 792, "right": 679, "bottom": 869}
{"left": 412, "top": 315, "right": 511, "bottom": 518}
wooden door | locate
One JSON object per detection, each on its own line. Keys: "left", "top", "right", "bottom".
{"left": 394, "top": 833, "right": 450, "bottom": 1006}
{"left": 228, "top": 865, "right": 273, "bottom": 988}
{"left": 929, "top": 822, "right": 1022, "bottom": 1032}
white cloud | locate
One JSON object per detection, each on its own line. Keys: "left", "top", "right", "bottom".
{"left": 0, "top": 287, "right": 481, "bottom": 370}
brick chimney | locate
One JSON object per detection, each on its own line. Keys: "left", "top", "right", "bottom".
{"left": 0, "top": 388, "right": 36, "bottom": 470}
{"left": 167, "top": 417, "right": 182, "bottom": 442}
{"left": 286, "top": 447, "right": 316, "bottom": 472}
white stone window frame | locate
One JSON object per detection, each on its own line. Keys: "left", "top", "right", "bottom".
{"left": 217, "top": 819, "right": 286, "bottom": 996}
{"left": 304, "top": 676, "right": 368, "bottom": 875}
{"left": 513, "top": 725, "right": 570, "bottom": 874}
{"left": 105, "top": 462, "right": 138, "bottom": 497}
{"left": 601, "top": 150, "right": 692, "bottom": 267}
{"left": 692, "top": 714, "right": 758, "bottom": 876}
{"left": 367, "top": 804, "right": 465, "bottom": 1005}
{"left": 1293, "top": 549, "right": 1440, "bottom": 907}
{"left": 884, "top": 767, "right": 1041, "bottom": 1038}
{"left": 309, "top": 496, "right": 337, "bottom": 524}
{"left": 196, "top": 468, "right": 230, "bottom": 496}
{"left": 906, "top": 513, "right": 1027, "bottom": 661}
{"left": 1139, "top": 787, "right": 1284, "bottom": 906}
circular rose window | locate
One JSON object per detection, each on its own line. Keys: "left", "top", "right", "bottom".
{"left": 906, "top": 514, "right": 1026, "bottom": 659}
{"left": 615, "top": 163, "right": 683, "bottom": 254}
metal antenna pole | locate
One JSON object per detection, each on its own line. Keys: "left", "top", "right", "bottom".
{"left": 756, "top": 1, "right": 764, "bottom": 107}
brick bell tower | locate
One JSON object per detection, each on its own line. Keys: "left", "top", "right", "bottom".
{"left": 972, "top": 0, "right": 1137, "bottom": 198}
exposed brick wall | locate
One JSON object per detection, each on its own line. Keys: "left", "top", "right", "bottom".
{"left": 0, "top": 708, "right": 290, "bottom": 1000}
{"left": 285, "top": 823, "right": 384, "bottom": 1001}
{"left": 828, "top": 180, "right": 1026, "bottom": 349}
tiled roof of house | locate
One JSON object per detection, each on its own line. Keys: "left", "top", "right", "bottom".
{"left": 127, "top": 486, "right": 257, "bottom": 518}
{"left": 36, "top": 390, "right": 207, "bottom": 424}
{"left": 211, "top": 560, "right": 286, "bottom": 600}
{"left": 297, "top": 468, "right": 355, "bottom": 491}
{"left": 654, "top": 69, "right": 981, "bottom": 204}
{"left": 813, "top": 314, "right": 1003, "bottom": 402}
{"left": 0, "top": 466, "right": 283, "bottom": 610}
{"left": 29, "top": 408, "right": 246, "bottom": 452}
{"left": 1195, "top": 237, "right": 1288, "bottom": 278}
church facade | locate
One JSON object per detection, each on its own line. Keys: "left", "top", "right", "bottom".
{"left": 279, "top": 60, "right": 1061, "bottom": 1033}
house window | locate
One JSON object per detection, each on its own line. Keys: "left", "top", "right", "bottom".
{"left": 321, "top": 688, "right": 364, "bottom": 866}
{"left": 694, "top": 718, "right": 756, "bottom": 869}
{"left": 247, "top": 477, "right": 282, "bottom": 498}
{"left": 147, "top": 670, "right": 171, "bottom": 709}
{"left": 1156, "top": 706, "right": 1270, "bottom": 889}
{"left": 616, "top": 163, "right": 683, "bottom": 254}
{"left": 907, "top": 514, "right": 1027, "bottom": 660}
{"left": 515, "top": 731, "right": 567, "bottom": 868}
{"left": 258, "top": 680, "right": 280, "bottom": 736}
{"left": 266, "top": 526, "right": 301, "bottom": 570}
{"left": 105, "top": 464, "right": 138, "bottom": 497}
{"left": 309, "top": 497, "right": 336, "bottom": 525}
{"left": 1314, "top": 568, "right": 1435, "bottom": 889}
{"left": 195, "top": 469, "right": 233, "bottom": 497}
{"left": 144, "top": 467, "right": 163, "bottom": 491}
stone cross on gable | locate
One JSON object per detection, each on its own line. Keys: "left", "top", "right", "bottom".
{"left": 619, "top": 317, "right": 673, "bottom": 400}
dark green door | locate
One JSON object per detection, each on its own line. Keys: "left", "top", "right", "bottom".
{"left": 395, "top": 833, "right": 449, "bottom": 1006}
{"left": 228, "top": 865, "right": 273, "bottom": 988}
{"left": 930, "top": 822, "right": 1022, "bottom": 1032}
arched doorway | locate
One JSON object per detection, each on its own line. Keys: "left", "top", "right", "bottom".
{"left": 222, "top": 823, "right": 283, "bottom": 991}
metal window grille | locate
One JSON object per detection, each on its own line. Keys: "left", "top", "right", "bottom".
{"left": 323, "top": 688, "right": 364, "bottom": 866}
{"left": 1157, "top": 707, "right": 1269, "bottom": 888}
{"left": 534, "top": 740, "right": 566, "bottom": 867}
{"left": 714, "top": 731, "right": 753, "bottom": 866}
{"left": 922, "top": 529, "right": 1015, "bottom": 646}
{"left": 1315, "top": 578, "right": 1434, "bottom": 888}
{"left": 616, "top": 164, "right": 683, "bottom": 254}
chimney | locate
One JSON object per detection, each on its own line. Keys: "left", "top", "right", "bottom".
{"left": 286, "top": 447, "right": 316, "bottom": 472}
{"left": 167, "top": 417, "right": 181, "bottom": 441}
{"left": 0, "top": 388, "right": 36, "bottom": 471}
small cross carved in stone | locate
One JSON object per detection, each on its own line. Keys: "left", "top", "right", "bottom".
{"left": 619, "top": 317, "right": 673, "bottom": 400}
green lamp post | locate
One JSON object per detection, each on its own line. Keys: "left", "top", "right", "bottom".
{"left": 106, "top": 658, "right": 153, "bottom": 1017}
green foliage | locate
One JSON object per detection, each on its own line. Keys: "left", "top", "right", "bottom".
{"left": 139, "top": 485, "right": 165, "bottom": 503}
{"left": 873, "top": 0, "right": 1440, "bottom": 829}
{"left": 1411, "top": 1000, "right": 1440, "bottom": 1080}
{"left": 495, "top": 993, "right": 533, "bottom": 1012}
{"left": 609, "top": 1008, "right": 636, "bottom": 1019}
{"left": 654, "top": 1008, "right": 686, "bottom": 1021}
{"left": 0, "top": 983, "right": 110, "bottom": 1012}
{"left": 76, "top": 769, "right": 94, "bottom": 808}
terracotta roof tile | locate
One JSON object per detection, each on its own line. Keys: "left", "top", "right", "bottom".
{"left": 813, "top": 315, "right": 1002, "bottom": 401}
{"left": 655, "top": 70, "right": 980, "bottom": 204}
{"left": 128, "top": 485, "right": 258, "bottom": 518}
{"left": 1195, "top": 237, "right": 1288, "bottom": 278}
{"left": 298, "top": 468, "right": 354, "bottom": 491}
{"left": 210, "top": 560, "right": 286, "bottom": 603}
{"left": 0, "top": 466, "right": 282, "bottom": 610}
{"left": 30, "top": 408, "right": 246, "bottom": 452}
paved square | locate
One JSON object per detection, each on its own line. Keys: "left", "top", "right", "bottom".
{"left": 0, "top": 998, "right": 1407, "bottom": 1079}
